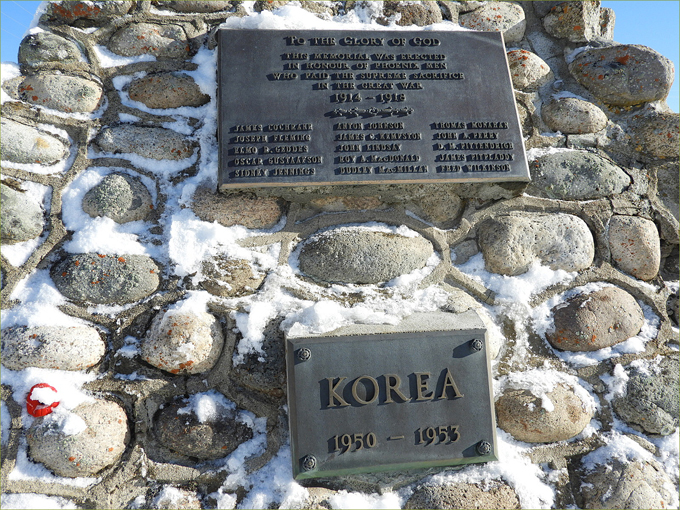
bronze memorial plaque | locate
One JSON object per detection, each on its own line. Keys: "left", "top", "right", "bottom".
{"left": 286, "top": 329, "right": 497, "bottom": 479}
{"left": 218, "top": 29, "right": 530, "bottom": 189}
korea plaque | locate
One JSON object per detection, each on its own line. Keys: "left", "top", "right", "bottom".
{"left": 218, "top": 29, "right": 530, "bottom": 189}
{"left": 285, "top": 311, "right": 498, "bottom": 479}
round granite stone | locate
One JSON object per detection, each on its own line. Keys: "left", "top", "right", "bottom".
{"left": 18, "top": 32, "right": 82, "bottom": 67}
{"left": 608, "top": 215, "right": 661, "bottom": 281}
{"left": 459, "top": 2, "right": 526, "bottom": 43}
{"left": 156, "top": 1, "right": 234, "bottom": 12}
{"left": 141, "top": 310, "right": 224, "bottom": 375}
{"left": 200, "top": 257, "right": 265, "bottom": 298}
{"left": 19, "top": 73, "right": 103, "bottom": 113}
{"left": 27, "top": 399, "right": 129, "bottom": 477}
{"left": 1, "top": 325, "right": 105, "bottom": 371}
{"left": 128, "top": 72, "right": 210, "bottom": 109}
{"left": 569, "top": 44, "right": 674, "bottom": 106}
{"left": 528, "top": 151, "right": 630, "bottom": 200}
{"left": 541, "top": 97, "right": 608, "bottom": 134}
{"left": 94, "top": 125, "right": 194, "bottom": 161}
{"left": 107, "top": 23, "right": 190, "bottom": 59}
{"left": 154, "top": 394, "right": 252, "bottom": 459}
{"left": 42, "top": 1, "right": 133, "bottom": 26}
{"left": 546, "top": 286, "right": 644, "bottom": 352}
{"left": 51, "top": 253, "right": 160, "bottom": 305}
{"left": 507, "top": 49, "right": 553, "bottom": 92}
{"left": 405, "top": 481, "right": 520, "bottom": 509}
{"left": 478, "top": 213, "right": 594, "bottom": 276}
{"left": 82, "top": 173, "right": 153, "bottom": 223}
{"left": 495, "top": 383, "right": 593, "bottom": 443}
{"left": 298, "top": 228, "right": 434, "bottom": 284}
{"left": 1, "top": 118, "right": 68, "bottom": 165}
{"left": 1, "top": 183, "right": 44, "bottom": 244}
{"left": 612, "top": 356, "right": 679, "bottom": 436}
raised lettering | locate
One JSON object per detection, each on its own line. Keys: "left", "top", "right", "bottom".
{"left": 384, "top": 374, "right": 408, "bottom": 404}
{"left": 414, "top": 372, "right": 434, "bottom": 401}
{"left": 351, "top": 376, "right": 379, "bottom": 405}
{"left": 436, "top": 368, "right": 464, "bottom": 400}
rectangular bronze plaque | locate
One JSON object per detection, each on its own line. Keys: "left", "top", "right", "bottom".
{"left": 286, "top": 329, "right": 497, "bottom": 479}
{"left": 218, "top": 29, "right": 530, "bottom": 189}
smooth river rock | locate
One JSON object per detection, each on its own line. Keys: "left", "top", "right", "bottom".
{"left": 541, "top": 97, "right": 608, "bottom": 134}
{"left": 1, "top": 325, "right": 105, "bottom": 371}
{"left": 108, "top": 23, "right": 190, "bottom": 59}
{"left": 192, "top": 188, "right": 286, "bottom": 229}
{"left": 529, "top": 151, "right": 630, "bottom": 200}
{"left": 1, "top": 118, "right": 68, "bottom": 165}
{"left": 630, "top": 111, "right": 680, "bottom": 160}
{"left": 27, "top": 400, "right": 128, "bottom": 477}
{"left": 569, "top": 44, "right": 675, "bottom": 106}
{"left": 495, "top": 383, "right": 593, "bottom": 443}
{"left": 128, "top": 72, "right": 210, "bottom": 109}
{"left": 19, "top": 73, "right": 103, "bottom": 113}
{"left": 382, "top": 1, "right": 442, "bottom": 26}
{"left": 18, "top": 32, "right": 82, "bottom": 67}
{"left": 507, "top": 49, "right": 553, "bottom": 92}
{"left": 298, "top": 228, "right": 434, "bottom": 284}
{"left": 0, "top": 183, "right": 44, "bottom": 244}
{"left": 608, "top": 215, "right": 660, "bottom": 281}
{"left": 405, "top": 481, "right": 520, "bottom": 509}
{"left": 141, "top": 310, "right": 224, "bottom": 375}
{"left": 478, "top": 213, "right": 594, "bottom": 276}
{"left": 51, "top": 253, "right": 160, "bottom": 305}
{"left": 546, "top": 286, "right": 644, "bottom": 352}
{"left": 200, "top": 257, "right": 265, "bottom": 298}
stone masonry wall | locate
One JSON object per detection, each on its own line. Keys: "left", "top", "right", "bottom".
{"left": 1, "top": 1, "right": 678, "bottom": 508}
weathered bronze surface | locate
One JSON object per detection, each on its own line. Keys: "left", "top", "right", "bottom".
{"left": 286, "top": 330, "right": 497, "bottom": 479}
{"left": 218, "top": 29, "right": 530, "bottom": 189}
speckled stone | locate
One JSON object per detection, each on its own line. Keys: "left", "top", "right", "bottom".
{"left": 298, "top": 228, "right": 434, "bottom": 284}
{"left": 542, "top": 1, "right": 601, "bottom": 42}
{"left": 599, "top": 7, "right": 616, "bottom": 40}
{"left": 546, "top": 286, "right": 644, "bottom": 352}
{"left": 478, "top": 213, "right": 594, "bottom": 276}
{"left": 507, "top": 49, "right": 553, "bottom": 92}
{"left": 608, "top": 215, "right": 661, "bottom": 281}
{"left": 155, "top": 1, "right": 234, "bottom": 12}
{"left": 108, "top": 23, "right": 190, "bottom": 59}
{"left": 192, "top": 187, "right": 286, "bottom": 229}
{"left": 580, "top": 457, "right": 675, "bottom": 509}
{"left": 1, "top": 183, "right": 44, "bottom": 244}
{"left": 51, "top": 253, "right": 160, "bottom": 305}
{"left": 41, "top": 1, "right": 133, "bottom": 26}
{"left": 1, "top": 118, "right": 68, "bottom": 165}
{"left": 154, "top": 395, "right": 252, "bottom": 459}
{"left": 94, "top": 125, "right": 194, "bottom": 161}
{"left": 1, "top": 325, "right": 105, "bottom": 371}
{"left": 630, "top": 111, "right": 679, "bottom": 160}
{"left": 19, "top": 73, "right": 103, "bottom": 113}
{"left": 612, "top": 356, "right": 679, "bottom": 436}
{"left": 405, "top": 481, "right": 520, "bottom": 509}
{"left": 128, "top": 72, "right": 210, "bottom": 109}
{"left": 18, "top": 32, "right": 82, "bottom": 67}
{"left": 200, "top": 257, "right": 265, "bottom": 298}
{"left": 541, "top": 97, "right": 608, "bottom": 134}
{"left": 654, "top": 161, "right": 679, "bottom": 222}
{"left": 459, "top": 2, "right": 526, "bottom": 43}
{"left": 382, "top": 1, "right": 442, "bottom": 26}
{"left": 569, "top": 44, "right": 675, "bottom": 106}
{"left": 82, "top": 173, "right": 154, "bottom": 223}
{"left": 27, "top": 400, "right": 129, "bottom": 477}
{"left": 495, "top": 384, "right": 593, "bottom": 443}
{"left": 141, "top": 310, "right": 224, "bottom": 375}
{"left": 528, "top": 151, "right": 630, "bottom": 200}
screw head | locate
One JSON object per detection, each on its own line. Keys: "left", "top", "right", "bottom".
{"left": 301, "top": 454, "right": 317, "bottom": 471}
{"left": 297, "top": 348, "right": 311, "bottom": 362}
{"left": 476, "top": 440, "right": 492, "bottom": 456}
{"left": 470, "top": 338, "right": 484, "bottom": 352}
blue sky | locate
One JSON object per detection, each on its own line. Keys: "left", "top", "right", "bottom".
{"left": 0, "top": 1, "right": 678, "bottom": 111}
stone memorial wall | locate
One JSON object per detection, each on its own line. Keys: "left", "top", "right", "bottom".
{"left": 1, "top": 1, "right": 678, "bottom": 509}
